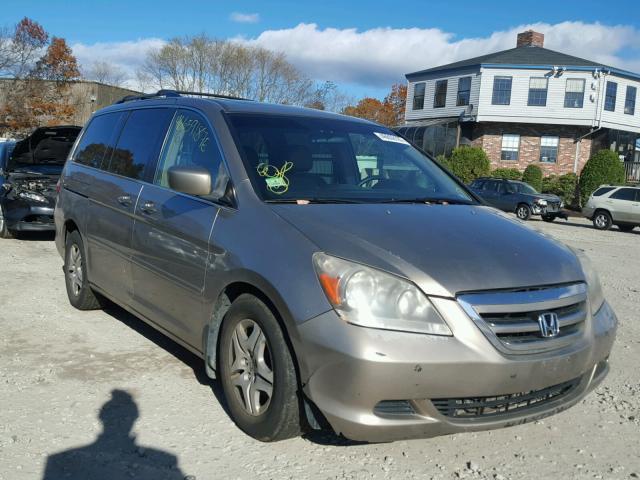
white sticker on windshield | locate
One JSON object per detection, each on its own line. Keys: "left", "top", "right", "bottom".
{"left": 374, "top": 132, "right": 409, "bottom": 145}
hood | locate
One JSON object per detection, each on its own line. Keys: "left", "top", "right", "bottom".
{"left": 271, "top": 203, "right": 584, "bottom": 297}
{"left": 525, "top": 193, "right": 562, "bottom": 202}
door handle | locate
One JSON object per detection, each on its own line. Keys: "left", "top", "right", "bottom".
{"left": 140, "top": 201, "right": 157, "bottom": 215}
{"left": 117, "top": 194, "right": 131, "bottom": 206}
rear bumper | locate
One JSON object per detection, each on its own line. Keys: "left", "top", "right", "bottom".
{"left": 298, "top": 301, "right": 616, "bottom": 442}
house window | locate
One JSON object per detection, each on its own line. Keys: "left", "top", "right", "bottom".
{"left": 604, "top": 81, "right": 617, "bottom": 111}
{"left": 413, "top": 82, "right": 426, "bottom": 110}
{"left": 501, "top": 134, "right": 520, "bottom": 161}
{"left": 434, "top": 80, "right": 447, "bottom": 108}
{"left": 456, "top": 76, "right": 471, "bottom": 106}
{"left": 527, "top": 77, "right": 548, "bottom": 106}
{"left": 492, "top": 76, "right": 512, "bottom": 105}
{"left": 564, "top": 79, "right": 585, "bottom": 108}
{"left": 539, "top": 136, "right": 559, "bottom": 163}
{"left": 624, "top": 86, "right": 636, "bottom": 115}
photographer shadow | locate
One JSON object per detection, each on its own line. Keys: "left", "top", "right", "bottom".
{"left": 42, "top": 389, "right": 187, "bottom": 480}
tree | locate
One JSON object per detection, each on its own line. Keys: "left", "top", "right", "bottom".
{"left": 522, "top": 164, "right": 543, "bottom": 192}
{"left": 305, "top": 81, "right": 351, "bottom": 112}
{"left": 34, "top": 37, "right": 80, "bottom": 81}
{"left": 447, "top": 147, "right": 490, "bottom": 183}
{"left": 342, "top": 83, "right": 407, "bottom": 127}
{"left": 0, "top": 17, "right": 48, "bottom": 78}
{"left": 85, "top": 61, "right": 128, "bottom": 87}
{"left": 579, "top": 149, "right": 626, "bottom": 205}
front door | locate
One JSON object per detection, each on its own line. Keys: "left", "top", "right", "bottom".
{"left": 131, "top": 109, "right": 226, "bottom": 348}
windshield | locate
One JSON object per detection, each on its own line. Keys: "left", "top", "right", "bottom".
{"left": 511, "top": 182, "right": 538, "bottom": 195}
{"left": 227, "top": 114, "right": 474, "bottom": 204}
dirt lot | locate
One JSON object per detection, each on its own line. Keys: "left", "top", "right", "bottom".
{"left": 0, "top": 217, "right": 638, "bottom": 480}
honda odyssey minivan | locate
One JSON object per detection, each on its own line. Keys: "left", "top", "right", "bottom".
{"left": 55, "top": 90, "right": 617, "bottom": 442}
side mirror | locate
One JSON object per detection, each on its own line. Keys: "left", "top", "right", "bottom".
{"left": 168, "top": 166, "right": 211, "bottom": 196}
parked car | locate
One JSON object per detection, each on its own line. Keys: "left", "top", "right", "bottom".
{"left": 55, "top": 91, "right": 616, "bottom": 443}
{"left": 469, "top": 177, "right": 565, "bottom": 221}
{"left": 1, "top": 126, "right": 81, "bottom": 238}
{"left": 583, "top": 185, "right": 640, "bottom": 231}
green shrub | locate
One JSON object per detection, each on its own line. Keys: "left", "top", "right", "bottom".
{"left": 435, "top": 154, "right": 452, "bottom": 170}
{"left": 522, "top": 164, "right": 543, "bottom": 191}
{"left": 579, "top": 149, "right": 626, "bottom": 205}
{"left": 447, "top": 147, "right": 490, "bottom": 184}
{"left": 542, "top": 173, "right": 578, "bottom": 206}
{"left": 491, "top": 168, "right": 522, "bottom": 180}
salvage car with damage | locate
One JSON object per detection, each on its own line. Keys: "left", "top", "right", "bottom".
{"left": 1, "top": 126, "right": 81, "bottom": 238}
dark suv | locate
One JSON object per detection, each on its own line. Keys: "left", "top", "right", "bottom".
{"left": 1, "top": 126, "right": 81, "bottom": 238}
{"left": 470, "top": 177, "right": 565, "bottom": 221}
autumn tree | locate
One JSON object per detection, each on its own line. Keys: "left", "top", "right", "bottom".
{"left": 1, "top": 20, "right": 81, "bottom": 135}
{"left": 342, "top": 83, "right": 407, "bottom": 127}
{"left": 85, "top": 61, "right": 128, "bottom": 87}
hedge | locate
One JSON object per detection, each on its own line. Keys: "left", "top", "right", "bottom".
{"left": 579, "top": 149, "right": 626, "bottom": 205}
{"left": 447, "top": 147, "right": 490, "bottom": 183}
{"left": 491, "top": 168, "right": 522, "bottom": 180}
{"left": 522, "top": 164, "right": 543, "bottom": 191}
{"left": 542, "top": 173, "right": 578, "bottom": 206}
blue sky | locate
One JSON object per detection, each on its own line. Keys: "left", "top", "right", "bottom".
{"left": 3, "top": 0, "right": 640, "bottom": 99}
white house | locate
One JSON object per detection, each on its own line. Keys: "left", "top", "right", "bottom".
{"left": 399, "top": 30, "right": 640, "bottom": 178}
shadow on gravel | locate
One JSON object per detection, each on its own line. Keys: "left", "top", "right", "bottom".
{"left": 9, "top": 231, "right": 55, "bottom": 241}
{"left": 42, "top": 390, "right": 188, "bottom": 480}
{"left": 101, "top": 303, "right": 229, "bottom": 414}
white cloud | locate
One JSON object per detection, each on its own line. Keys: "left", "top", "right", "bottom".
{"left": 230, "top": 12, "right": 260, "bottom": 24}
{"left": 242, "top": 21, "right": 640, "bottom": 87}
{"left": 69, "top": 21, "right": 640, "bottom": 92}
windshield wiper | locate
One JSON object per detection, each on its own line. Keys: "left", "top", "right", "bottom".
{"left": 381, "top": 197, "right": 474, "bottom": 205}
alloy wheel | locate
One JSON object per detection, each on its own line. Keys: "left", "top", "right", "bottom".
{"left": 517, "top": 206, "right": 529, "bottom": 220}
{"left": 595, "top": 214, "right": 609, "bottom": 229}
{"left": 67, "top": 244, "right": 84, "bottom": 296}
{"left": 228, "top": 319, "right": 274, "bottom": 416}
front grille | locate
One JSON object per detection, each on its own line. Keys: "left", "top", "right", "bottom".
{"left": 432, "top": 377, "right": 580, "bottom": 419}
{"left": 458, "top": 283, "right": 588, "bottom": 354}
{"left": 546, "top": 202, "right": 560, "bottom": 212}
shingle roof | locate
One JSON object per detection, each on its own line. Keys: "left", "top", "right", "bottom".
{"left": 406, "top": 46, "right": 605, "bottom": 78}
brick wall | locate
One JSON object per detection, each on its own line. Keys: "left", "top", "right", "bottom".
{"left": 471, "top": 122, "right": 593, "bottom": 175}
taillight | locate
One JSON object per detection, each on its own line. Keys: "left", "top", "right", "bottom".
{"left": 56, "top": 179, "right": 61, "bottom": 194}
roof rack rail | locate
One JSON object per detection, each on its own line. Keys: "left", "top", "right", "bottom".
{"left": 114, "top": 89, "right": 249, "bottom": 104}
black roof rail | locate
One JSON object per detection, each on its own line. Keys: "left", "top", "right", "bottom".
{"left": 114, "top": 89, "right": 250, "bottom": 104}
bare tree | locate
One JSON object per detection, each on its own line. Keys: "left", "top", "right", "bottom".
{"left": 0, "top": 17, "right": 48, "bottom": 78}
{"left": 85, "top": 60, "right": 128, "bottom": 87}
{"left": 141, "top": 34, "right": 322, "bottom": 105}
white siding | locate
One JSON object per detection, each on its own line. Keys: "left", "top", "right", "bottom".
{"left": 405, "top": 69, "right": 481, "bottom": 121}
{"left": 476, "top": 67, "right": 640, "bottom": 134}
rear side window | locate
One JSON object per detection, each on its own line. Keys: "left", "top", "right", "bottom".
{"left": 610, "top": 188, "right": 638, "bottom": 202}
{"left": 154, "top": 109, "right": 226, "bottom": 196}
{"left": 108, "top": 108, "right": 173, "bottom": 180}
{"left": 592, "top": 186, "right": 615, "bottom": 197}
{"left": 74, "top": 112, "right": 123, "bottom": 169}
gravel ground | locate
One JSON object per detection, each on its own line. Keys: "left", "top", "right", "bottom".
{"left": 0, "top": 216, "right": 638, "bottom": 480}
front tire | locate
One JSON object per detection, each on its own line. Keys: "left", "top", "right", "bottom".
{"left": 64, "top": 230, "right": 103, "bottom": 310}
{"left": 516, "top": 204, "right": 532, "bottom": 221}
{"left": 593, "top": 211, "right": 612, "bottom": 231}
{"left": 0, "top": 205, "right": 15, "bottom": 239}
{"left": 219, "top": 294, "right": 301, "bottom": 442}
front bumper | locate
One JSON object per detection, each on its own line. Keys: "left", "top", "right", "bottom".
{"left": 2, "top": 199, "right": 55, "bottom": 232}
{"left": 298, "top": 301, "right": 616, "bottom": 442}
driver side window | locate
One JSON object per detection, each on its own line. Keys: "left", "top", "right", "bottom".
{"left": 154, "top": 109, "right": 227, "bottom": 196}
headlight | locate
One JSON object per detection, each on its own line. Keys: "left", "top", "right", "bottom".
{"left": 18, "top": 191, "right": 47, "bottom": 203}
{"left": 535, "top": 199, "right": 548, "bottom": 206}
{"left": 575, "top": 250, "right": 605, "bottom": 314}
{"left": 313, "top": 253, "right": 452, "bottom": 336}
{"left": 560, "top": 201, "right": 565, "bottom": 208}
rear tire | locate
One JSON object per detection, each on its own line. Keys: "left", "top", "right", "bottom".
{"left": 64, "top": 230, "right": 103, "bottom": 310}
{"left": 219, "top": 294, "right": 302, "bottom": 442}
{"left": 618, "top": 224, "right": 636, "bottom": 232}
{"left": 593, "top": 211, "right": 612, "bottom": 231}
{"left": 516, "top": 204, "right": 532, "bottom": 221}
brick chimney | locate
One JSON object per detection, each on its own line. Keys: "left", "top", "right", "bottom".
{"left": 517, "top": 30, "right": 544, "bottom": 48}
